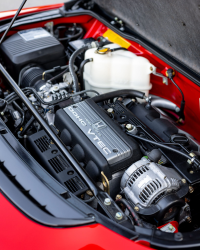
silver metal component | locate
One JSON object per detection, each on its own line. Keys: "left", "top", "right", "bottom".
{"left": 104, "top": 198, "right": 111, "bottom": 205}
{"left": 121, "top": 158, "right": 181, "bottom": 208}
{"left": 64, "top": 102, "right": 131, "bottom": 164}
{"left": 50, "top": 84, "right": 59, "bottom": 93}
{"left": 63, "top": 72, "right": 73, "bottom": 85}
{"left": 37, "top": 82, "right": 69, "bottom": 103}
{"left": 29, "top": 94, "right": 37, "bottom": 103}
{"left": 126, "top": 124, "right": 138, "bottom": 135}
{"left": 151, "top": 68, "right": 168, "bottom": 85}
{"left": 13, "top": 110, "right": 21, "bottom": 120}
{"left": 145, "top": 96, "right": 151, "bottom": 103}
{"left": 44, "top": 21, "right": 54, "bottom": 36}
{"left": 187, "top": 153, "right": 196, "bottom": 165}
{"left": 160, "top": 223, "right": 176, "bottom": 233}
{"left": 126, "top": 124, "right": 133, "bottom": 131}
{"left": 182, "top": 179, "right": 186, "bottom": 184}
{"left": 46, "top": 111, "right": 55, "bottom": 126}
{"left": 115, "top": 212, "right": 123, "bottom": 220}
{"left": 151, "top": 98, "right": 180, "bottom": 112}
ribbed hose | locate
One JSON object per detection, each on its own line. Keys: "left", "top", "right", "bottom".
{"left": 69, "top": 45, "right": 90, "bottom": 92}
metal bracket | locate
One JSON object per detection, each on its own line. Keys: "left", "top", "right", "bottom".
{"left": 101, "top": 171, "right": 110, "bottom": 195}
{"left": 110, "top": 17, "right": 125, "bottom": 31}
{"left": 152, "top": 68, "right": 168, "bottom": 85}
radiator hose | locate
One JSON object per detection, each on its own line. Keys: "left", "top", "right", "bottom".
{"left": 69, "top": 41, "right": 101, "bottom": 93}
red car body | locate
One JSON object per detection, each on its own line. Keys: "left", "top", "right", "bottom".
{"left": 1, "top": 2, "right": 200, "bottom": 249}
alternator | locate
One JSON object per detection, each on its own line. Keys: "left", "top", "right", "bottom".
{"left": 121, "top": 158, "right": 188, "bottom": 221}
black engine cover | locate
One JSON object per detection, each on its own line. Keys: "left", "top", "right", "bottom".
{"left": 0, "top": 28, "right": 66, "bottom": 81}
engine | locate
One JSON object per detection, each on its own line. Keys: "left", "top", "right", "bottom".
{"left": 1, "top": 25, "right": 199, "bottom": 232}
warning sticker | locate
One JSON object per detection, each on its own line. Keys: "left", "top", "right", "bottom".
{"left": 103, "top": 29, "right": 131, "bottom": 49}
{"left": 18, "top": 28, "right": 51, "bottom": 41}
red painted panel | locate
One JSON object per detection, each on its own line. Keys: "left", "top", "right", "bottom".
{"left": 0, "top": 193, "right": 151, "bottom": 250}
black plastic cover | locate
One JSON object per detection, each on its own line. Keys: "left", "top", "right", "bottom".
{"left": 27, "top": 130, "right": 88, "bottom": 196}
{"left": 0, "top": 28, "right": 66, "bottom": 81}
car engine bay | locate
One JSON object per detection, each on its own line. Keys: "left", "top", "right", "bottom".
{"left": 1, "top": 14, "right": 200, "bottom": 239}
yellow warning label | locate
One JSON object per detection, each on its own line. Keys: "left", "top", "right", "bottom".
{"left": 103, "top": 29, "right": 131, "bottom": 49}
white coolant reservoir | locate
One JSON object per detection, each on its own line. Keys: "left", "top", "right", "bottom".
{"left": 83, "top": 44, "right": 155, "bottom": 95}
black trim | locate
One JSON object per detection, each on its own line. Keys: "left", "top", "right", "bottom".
{"left": 0, "top": 118, "right": 138, "bottom": 239}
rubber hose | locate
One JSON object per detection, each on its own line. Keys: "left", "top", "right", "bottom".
{"left": 127, "top": 132, "right": 200, "bottom": 166}
{"left": 92, "top": 89, "right": 145, "bottom": 103}
{"left": 59, "top": 27, "right": 83, "bottom": 41}
{"left": 78, "top": 58, "right": 93, "bottom": 87}
{"left": 48, "top": 66, "right": 69, "bottom": 83}
{"left": 20, "top": 115, "right": 35, "bottom": 136}
{"left": 69, "top": 45, "right": 90, "bottom": 92}
{"left": 110, "top": 47, "right": 127, "bottom": 52}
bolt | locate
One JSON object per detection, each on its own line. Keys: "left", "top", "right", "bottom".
{"left": 110, "top": 21, "right": 115, "bottom": 25}
{"left": 116, "top": 194, "right": 122, "bottom": 201}
{"left": 126, "top": 124, "right": 133, "bottom": 131}
{"left": 0, "top": 112, "right": 4, "bottom": 116}
{"left": 115, "top": 212, "right": 123, "bottom": 220}
{"left": 120, "top": 27, "right": 125, "bottom": 31}
{"left": 182, "top": 179, "right": 186, "bottom": 184}
{"left": 114, "top": 17, "right": 118, "bottom": 21}
{"left": 184, "top": 206, "right": 190, "bottom": 212}
{"left": 186, "top": 216, "right": 192, "bottom": 223}
{"left": 190, "top": 170, "right": 194, "bottom": 174}
{"left": 187, "top": 152, "right": 196, "bottom": 165}
{"left": 189, "top": 186, "right": 194, "bottom": 193}
{"left": 168, "top": 225, "right": 174, "bottom": 231}
{"left": 104, "top": 198, "right": 111, "bottom": 206}
{"left": 118, "top": 20, "right": 123, "bottom": 24}
{"left": 174, "top": 232, "right": 183, "bottom": 241}
{"left": 150, "top": 66, "right": 153, "bottom": 71}
{"left": 86, "top": 190, "right": 93, "bottom": 197}
{"left": 134, "top": 206, "right": 139, "bottom": 212}
{"left": 107, "top": 108, "right": 114, "bottom": 113}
